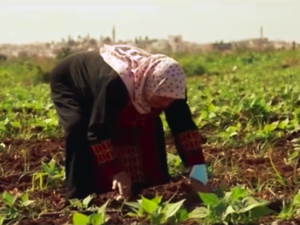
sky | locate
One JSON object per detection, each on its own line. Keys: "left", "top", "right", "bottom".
{"left": 0, "top": 0, "right": 299, "bottom": 44}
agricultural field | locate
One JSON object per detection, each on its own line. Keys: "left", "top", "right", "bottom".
{"left": 1, "top": 50, "right": 300, "bottom": 225}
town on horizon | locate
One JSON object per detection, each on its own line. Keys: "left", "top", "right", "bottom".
{"left": 0, "top": 26, "right": 298, "bottom": 59}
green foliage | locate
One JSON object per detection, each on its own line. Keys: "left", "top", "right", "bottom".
{"left": 71, "top": 199, "right": 110, "bottom": 225}
{"left": 0, "top": 191, "right": 36, "bottom": 223}
{"left": 277, "top": 190, "right": 300, "bottom": 220}
{"left": 31, "top": 158, "right": 65, "bottom": 190}
{"left": 125, "top": 193, "right": 189, "bottom": 224}
{"left": 2, "top": 48, "right": 300, "bottom": 224}
{"left": 1, "top": 49, "right": 300, "bottom": 146}
{"left": 196, "top": 186, "right": 273, "bottom": 225}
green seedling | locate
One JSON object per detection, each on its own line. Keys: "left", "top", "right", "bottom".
{"left": 31, "top": 158, "right": 64, "bottom": 190}
{"left": 0, "top": 191, "right": 35, "bottom": 224}
{"left": 72, "top": 200, "right": 110, "bottom": 225}
{"left": 125, "top": 193, "right": 187, "bottom": 224}
{"left": 277, "top": 189, "right": 300, "bottom": 220}
{"left": 69, "top": 195, "right": 94, "bottom": 210}
{"left": 196, "top": 186, "right": 273, "bottom": 225}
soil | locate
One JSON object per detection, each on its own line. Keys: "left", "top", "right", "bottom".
{"left": 1, "top": 137, "right": 300, "bottom": 225}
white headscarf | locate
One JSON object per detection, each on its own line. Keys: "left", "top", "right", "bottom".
{"left": 100, "top": 44, "right": 186, "bottom": 114}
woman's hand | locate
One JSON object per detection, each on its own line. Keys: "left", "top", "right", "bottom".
{"left": 188, "top": 164, "right": 213, "bottom": 193}
{"left": 189, "top": 177, "right": 213, "bottom": 193}
{"left": 112, "top": 171, "right": 132, "bottom": 198}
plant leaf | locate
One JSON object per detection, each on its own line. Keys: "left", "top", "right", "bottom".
{"left": 230, "top": 186, "right": 248, "bottom": 202}
{"left": 141, "top": 196, "right": 159, "bottom": 214}
{"left": 69, "top": 199, "right": 83, "bottom": 209}
{"left": 151, "top": 194, "right": 163, "bottom": 205}
{"left": 72, "top": 213, "right": 89, "bottom": 225}
{"left": 89, "top": 213, "right": 103, "bottom": 225}
{"left": 188, "top": 207, "right": 208, "bottom": 219}
{"left": 176, "top": 208, "right": 189, "bottom": 221}
{"left": 3, "top": 191, "right": 17, "bottom": 206}
{"left": 222, "top": 205, "right": 236, "bottom": 220}
{"left": 97, "top": 199, "right": 110, "bottom": 214}
{"left": 239, "top": 197, "right": 269, "bottom": 213}
{"left": 124, "top": 201, "right": 140, "bottom": 209}
{"left": 293, "top": 191, "right": 300, "bottom": 205}
{"left": 198, "top": 192, "right": 220, "bottom": 207}
{"left": 83, "top": 195, "right": 93, "bottom": 208}
{"left": 20, "top": 193, "right": 29, "bottom": 202}
{"left": 0, "top": 215, "right": 4, "bottom": 225}
{"left": 163, "top": 199, "right": 185, "bottom": 221}
{"left": 249, "top": 205, "right": 273, "bottom": 219}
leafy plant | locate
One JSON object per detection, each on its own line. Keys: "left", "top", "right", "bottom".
{"left": 31, "top": 158, "right": 64, "bottom": 190}
{"left": 167, "top": 153, "right": 186, "bottom": 177}
{"left": 196, "top": 186, "right": 273, "bottom": 225}
{"left": 72, "top": 200, "right": 110, "bottom": 225}
{"left": 277, "top": 190, "right": 300, "bottom": 220}
{"left": 0, "top": 191, "right": 35, "bottom": 223}
{"left": 69, "top": 195, "right": 94, "bottom": 210}
{"left": 125, "top": 193, "right": 186, "bottom": 224}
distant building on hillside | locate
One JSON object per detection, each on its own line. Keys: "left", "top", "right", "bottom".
{"left": 112, "top": 25, "right": 116, "bottom": 44}
{"left": 213, "top": 41, "right": 233, "bottom": 51}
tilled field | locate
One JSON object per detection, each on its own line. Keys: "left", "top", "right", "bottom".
{"left": 1, "top": 137, "right": 300, "bottom": 225}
